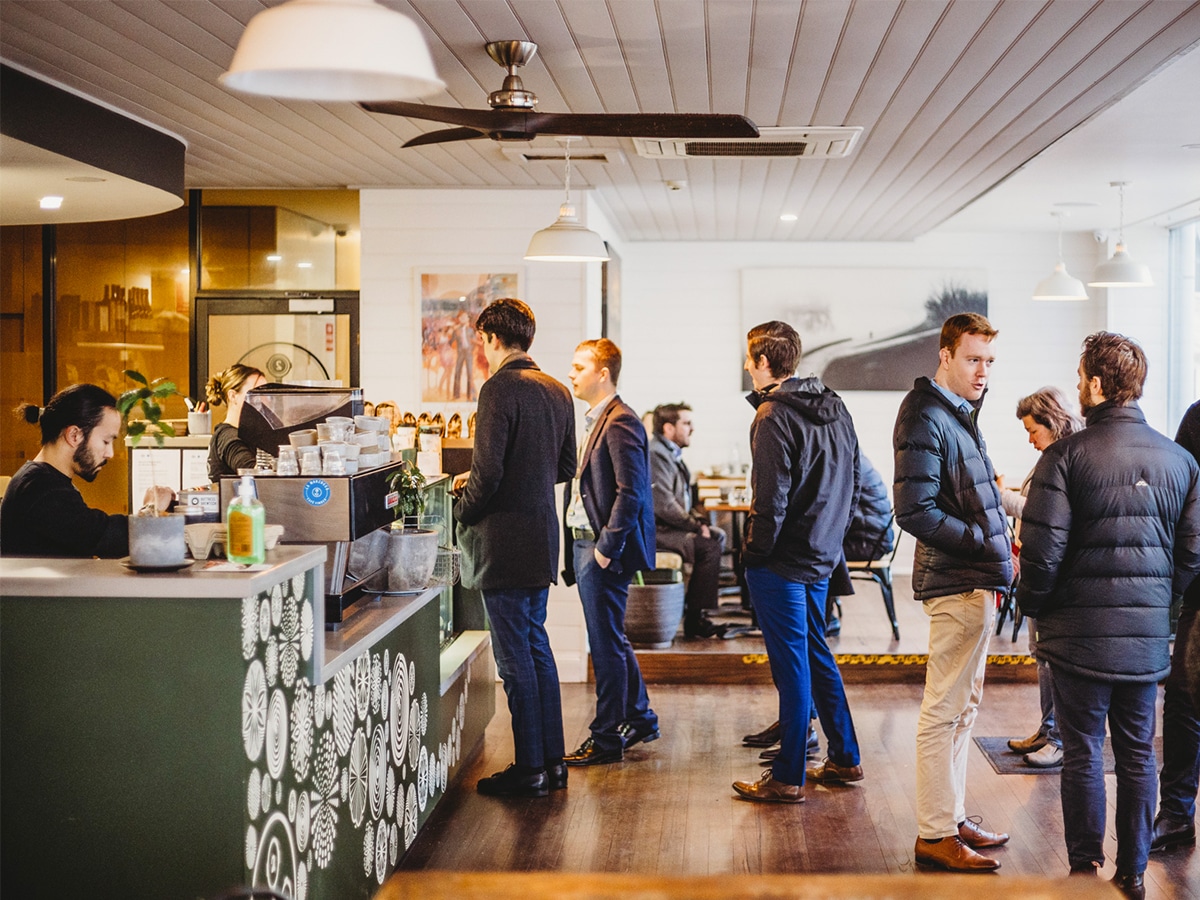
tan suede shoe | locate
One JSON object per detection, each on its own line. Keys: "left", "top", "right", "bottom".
{"left": 914, "top": 836, "right": 1000, "bottom": 871}
{"left": 732, "top": 770, "right": 804, "bottom": 803}
{"left": 806, "top": 758, "right": 864, "bottom": 783}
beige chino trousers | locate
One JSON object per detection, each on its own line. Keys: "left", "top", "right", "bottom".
{"left": 915, "top": 589, "right": 995, "bottom": 839}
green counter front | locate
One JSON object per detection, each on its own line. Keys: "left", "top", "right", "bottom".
{"left": 1, "top": 548, "right": 494, "bottom": 900}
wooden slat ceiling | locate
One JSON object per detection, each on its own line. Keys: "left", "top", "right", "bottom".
{"left": 2, "top": 0, "right": 1198, "bottom": 241}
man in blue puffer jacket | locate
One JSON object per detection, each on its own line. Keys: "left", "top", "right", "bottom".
{"left": 893, "top": 312, "right": 1013, "bottom": 873}
{"left": 1017, "top": 333, "right": 1200, "bottom": 900}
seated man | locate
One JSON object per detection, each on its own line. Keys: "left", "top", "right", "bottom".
{"left": 827, "top": 450, "right": 895, "bottom": 634}
{"left": 649, "top": 403, "right": 728, "bottom": 638}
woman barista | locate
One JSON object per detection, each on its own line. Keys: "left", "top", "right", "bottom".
{"left": 0, "top": 383, "right": 174, "bottom": 557}
{"left": 205, "top": 363, "right": 266, "bottom": 483}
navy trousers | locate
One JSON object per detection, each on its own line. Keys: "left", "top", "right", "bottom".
{"left": 746, "top": 566, "right": 861, "bottom": 786}
{"left": 1160, "top": 606, "right": 1200, "bottom": 822}
{"left": 1051, "top": 664, "right": 1158, "bottom": 875}
{"left": 574, "top": 539, "right": 656, "bottom": 751}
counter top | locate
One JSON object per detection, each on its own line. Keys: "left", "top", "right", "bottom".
{"left": 0, "top": 545, "right": 326, "bottom": 599}
{"left": 124, "top": 435, "right": 212, "bottom": 448}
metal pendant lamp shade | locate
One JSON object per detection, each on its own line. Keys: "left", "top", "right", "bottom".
{"left": 1033, "top": 212, "right": 1088, "bottom": 301}
{"left": 220, "top": 0, "right": 444, "bottom": 101}
{"left": 525, "top": 138, "right": 609, "bottom": 262}
{"left": 1088, "top": 182, "right": 1154, "bottom": 288}
{"left": 525, "top": 204, "right": 610, "bottom": 262}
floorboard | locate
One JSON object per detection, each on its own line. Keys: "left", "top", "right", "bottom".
{"left": 399, "top": 680, "right": 1199, "bottom": 899}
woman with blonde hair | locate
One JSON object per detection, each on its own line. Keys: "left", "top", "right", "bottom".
{"left": 1001, "top": 385, "right": 1084, "bottom": 767}
{"left": 204, "top": 363, "right": 266, "bottom": 482}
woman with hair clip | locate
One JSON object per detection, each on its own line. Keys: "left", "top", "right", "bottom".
{"left": 1, "top": 383, "right": 174, "bottom": 557}
{"left": 204, "top": 363, "right": 266, "bottom": 483}
{"left": 999, "top": 386, "right": 1084, "bottom": 768}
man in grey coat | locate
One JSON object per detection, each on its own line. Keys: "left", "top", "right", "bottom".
{"left": 453, "top": 298, "right": 576, "bottom": 798}
{"left": 1017, "top": 332, "right": 1200, "bottom": 899}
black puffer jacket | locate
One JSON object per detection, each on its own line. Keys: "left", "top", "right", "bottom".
{"left": 843, "top": 451, "right": 894, "bottom": 561}
{"left": 893, "top": 377, "right": 1012, "bottom": 601}
{"left": 1015, "top": 401, "right": 1200, "bottom": 682}
{"left": 743, "top": 377, "right": 860, "bottom": 583}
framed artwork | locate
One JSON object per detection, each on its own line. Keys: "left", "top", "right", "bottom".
{"left": 418, "top": 271, "right": 519, "bottom": 403}
{"left": 740, "top": 268, "right": 988, "bottom": 391}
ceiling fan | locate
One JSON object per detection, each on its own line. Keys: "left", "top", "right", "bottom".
{"left": 361, "top": 40, "right": 760, "bottom": 148}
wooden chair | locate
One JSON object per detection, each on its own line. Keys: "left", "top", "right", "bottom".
{"left": 844, "top": 512, "right": 900, "bottom": 641}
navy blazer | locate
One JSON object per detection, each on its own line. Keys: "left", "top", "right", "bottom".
{"left": 562, "top": 396, "right": 656, "bottom": 585}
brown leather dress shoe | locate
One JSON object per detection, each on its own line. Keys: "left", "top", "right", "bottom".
{"left": 958, "top": 816, "right": 1010, "bottom": 848}
{"left": 914, "top": 836, "right": 1000, "bottom": 871}
{"left": 732, "top": 770, "right": 804, "bottom": 803}
{"left": 742, "top": 721, "right": 781, "bottom": 747}
{"left": 806, "top": 758, "right": 864, "bottom": 783}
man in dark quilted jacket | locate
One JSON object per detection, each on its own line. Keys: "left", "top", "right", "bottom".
{"left": 1017, "top": 333, "right": 1200, "bottom": 899}
{"left": 893, "top": 313, "right": 1013, "bottom": 873}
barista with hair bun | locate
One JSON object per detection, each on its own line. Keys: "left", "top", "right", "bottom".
{"left": 205, "top": 363, "right": 266, "bottom": 483}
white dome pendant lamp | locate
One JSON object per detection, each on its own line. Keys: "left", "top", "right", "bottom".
{"left": 1089, "top": 181, "right": 1153, "bottom": 288}
{"left": 220, "top": 0, "right": 444, "bottom": 102}
{"left": 1033, "top": 211, "right": 1088, "bottom": 301}
{"left": 525, "top": 138, "right": 610, "bottom": 263}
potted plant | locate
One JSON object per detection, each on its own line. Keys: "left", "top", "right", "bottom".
{"left": 118, "top": 369, "right": 188, "bottom": 568}
{"left": 382, "top": 461, "right": 440, "bottom": 591}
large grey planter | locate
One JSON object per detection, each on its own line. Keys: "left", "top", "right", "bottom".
{"left": 624, "top": 572, "right": 686, "bottom": 649}
{"left": 128, "top": 513, "right": 187, "bottom": 568}
{"left": 385, "top": 527, "right": 440, "bottom": 592}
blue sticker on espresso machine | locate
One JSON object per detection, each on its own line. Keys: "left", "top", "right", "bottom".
{"left": 303, "top": 479, "right": 332, "bottom": 507}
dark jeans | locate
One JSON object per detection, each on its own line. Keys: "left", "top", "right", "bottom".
{"left": 746, "top": 567, "right": 860, "bottom": 785}
{"left": 1051, "top": 664, "right": 1158, "bottom": 875}
{"left": 482, "top": 586, "right": 565, "bottom": 769}
{"left": 574, "top": 540, "right": 656, "bottom": 751}
{"left": 1161, "top": 605, "right": 1200, "bottom": 822}
{"left": 656, "top": 526, "right": 727, "bottom": 615}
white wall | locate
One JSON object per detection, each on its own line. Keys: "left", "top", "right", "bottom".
{"left": 360, "top": 187, "right": 1176, "bottom": 680}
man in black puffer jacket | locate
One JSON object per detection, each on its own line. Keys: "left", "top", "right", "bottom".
{"left": 1017, "top": 333, "right": 1200, "bottom": 899}
{"left": 893, "top": 313, "right": 1013, "bottom": 873}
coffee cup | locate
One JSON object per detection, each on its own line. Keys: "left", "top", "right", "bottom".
{"left": 289, "top": 429, "right": 318, "bottom": 447}
{"left": 187, "top": 410, "right": 212, "bottom": 435}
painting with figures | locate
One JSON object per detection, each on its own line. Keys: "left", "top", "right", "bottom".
{"left": 419, "top": 272, "right": 519, "bottom": 403}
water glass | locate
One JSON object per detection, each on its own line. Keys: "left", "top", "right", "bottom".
{"left": 299, "top": 447, "right": 322, "bottom": 475}
{"left": 277, "top": 445, "right": 299, "bottom": 476}
{"left": 323, "top": 447, "right": 346, "bottom": 475}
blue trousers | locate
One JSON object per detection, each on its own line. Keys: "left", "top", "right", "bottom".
{"left": 482, "top": 586, "right": 565, "bottom": 769}
{"left": 746, "top": 567, "right": 861, "bottom": 785}
{"left": 1051, "top": 664, "right": 1158, "bottom": 875}
{"left": 1160, "top": 606, "right": 1200, "bottom": 822}
{"left": 574, "top": 540, "right": 656, "bottom": 751}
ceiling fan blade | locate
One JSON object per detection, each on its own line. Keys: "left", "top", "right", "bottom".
{"left": 523, "top": 112, "right": 759, "bottom": 139}
{"left": 361, "top": 101, "right": 514, "bottom": 131}
{"left": 402, "top": 127, "right": 488, "bottom": 148}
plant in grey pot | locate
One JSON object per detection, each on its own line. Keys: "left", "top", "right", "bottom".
{"left": 118, "top": 369, "right": 187, "bottom": 568}
{"left": 383, "top": 461, "right": 439, "bottom": 591}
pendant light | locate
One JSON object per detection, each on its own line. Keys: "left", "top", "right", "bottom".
{"left": 525, "top": 138, "right": 610, "bottom": 263}
{"left": 1032, "top": 211, "right": 1088, "bottom": 301}
{"left": 1088, "top": 181, "right": 1153, "bottom": 288}
{"left": 220, "top": 0, "right": 444, "bottom": 102}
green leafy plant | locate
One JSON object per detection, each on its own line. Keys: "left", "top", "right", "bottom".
{"left": 386, "top": 460, "right": 427, "bottom": 530}
{"left": 117, "top": 369, "right": 180, "bottom": 449}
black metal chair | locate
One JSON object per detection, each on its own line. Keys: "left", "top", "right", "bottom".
{"left": 844, "top": 512, "right": 901, "bottom": 641}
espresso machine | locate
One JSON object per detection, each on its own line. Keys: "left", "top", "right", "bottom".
{"left": 218, "top": 384, "right": 406, "bottom": 626}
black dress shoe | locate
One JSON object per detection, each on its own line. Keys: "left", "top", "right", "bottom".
{"left": 476, "top": 764, "right": 549, "bottom": 798}
{"left": 743, "top": 720, "right": 781, "bottom": 747}
{"left": 547, "top": 762, "right": 568, "bottom": 790}
{"left": 1150, "top": 814, "right": 1195, "bottom": 852}
{"left": 1111, "top": 873, "right": 1145, "bottom": 900}
{"left": 618, "top": 720, "right": 661, "bottom": 748}
{"left": 564, "top": 737, "right": 623, "bottom": 766}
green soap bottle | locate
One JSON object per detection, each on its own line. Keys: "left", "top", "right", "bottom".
{"left": 226, "top": 474, "right": 265, "bottom": 565}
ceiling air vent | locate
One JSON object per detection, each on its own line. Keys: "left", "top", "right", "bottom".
{"left": 633, "top": 127, "right": 862, "bottom": 160}
{"left": 501, "top": 147, "right": 625, "bottom": 165}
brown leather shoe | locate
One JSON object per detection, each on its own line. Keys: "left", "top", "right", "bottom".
{"left": 958, "top": 816, "right": 1010, "bottom": 848}
{"left": 806, "top": 758, "right": 864, "bottom": 783}
{"left": 914, "top": 836, "right": 1000, "bottom": 871}
{"left": 732, "top": 770, "right": 804, "bottom": 803}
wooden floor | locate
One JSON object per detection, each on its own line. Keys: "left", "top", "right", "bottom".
{"left": 398, "top": 679, "right": 1199, "bottom": 899}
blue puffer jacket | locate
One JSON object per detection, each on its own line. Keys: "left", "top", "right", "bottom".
{"left": 1015, "top": 401, "right": 1200, "bottom": 683}
{"left": 893, "top": 377, "right": 1012, "bottom": 601}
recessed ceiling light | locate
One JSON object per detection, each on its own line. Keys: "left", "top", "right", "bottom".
{"left": 1053, "top": 201, "right": 1099, "bottom": 208}
{"left": 40, "top": 196, "right": 63, "bottom": 209}
{"left": 297, "top": 261, "right": 313, "bottom": 269}
{"left": 780, "top": 213, "right": 798, "bottom": 222}
{"left": 266, "top": 254, "right": 282, "bottom": 262}
{"left": 65, "top": 176, "right": 106, "bottom": 183}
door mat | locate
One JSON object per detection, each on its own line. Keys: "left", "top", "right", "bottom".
{"left": 974, "top": 735, "right": 1163, "bottom": 775}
